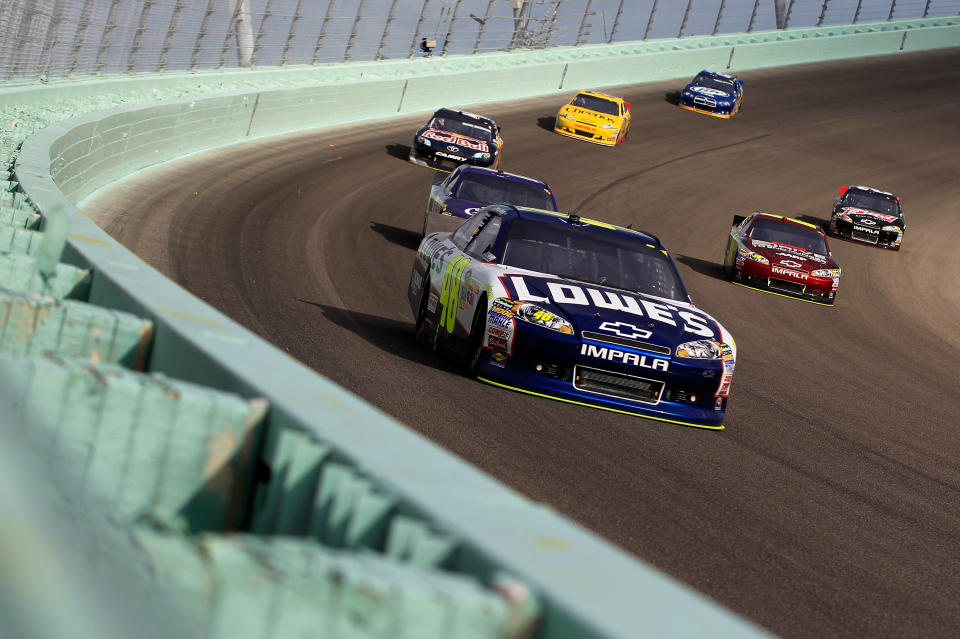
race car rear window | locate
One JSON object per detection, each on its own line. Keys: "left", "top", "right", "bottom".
{"left": 571, "top": 94, "right": 619, "bottom": 116}
{"left": 455, "top": 174, "right": 556, "bottom": 211}
{"left": 500, "top": 220, "right": 687, "bottom": 301}
{"left": 842, "top": 191, "right": 901, "bottom": 217}
{"left": 749, "top": 219, "right": 828, "bottom": 254}
{"left": 429, "top": 116, "right": 493, "bottom": 141}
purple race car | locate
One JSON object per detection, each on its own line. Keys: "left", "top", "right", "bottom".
{"left": 422, "top": 165, "right": 559, "bottom": 236}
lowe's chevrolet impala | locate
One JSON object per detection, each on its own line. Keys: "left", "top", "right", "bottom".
{"left": 408, "top": 205, "right": 736, "bottom": 429}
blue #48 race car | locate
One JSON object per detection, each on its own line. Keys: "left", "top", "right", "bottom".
{"left": 408, "top": 205, "right": 737, "bottom": 429}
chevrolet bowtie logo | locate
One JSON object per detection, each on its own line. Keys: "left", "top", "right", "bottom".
{"left": 597, "top": 321, "right": 653, "bottom": 340}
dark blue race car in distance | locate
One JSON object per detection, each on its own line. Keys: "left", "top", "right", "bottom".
{"left": 679, "top": 70, "right": 744, "bottom": 119}
{"left": 409, "top": 108, "right": 503, "bottom": 172}
{"left": 421, "top": 165, "right": 559, "bottom": 236}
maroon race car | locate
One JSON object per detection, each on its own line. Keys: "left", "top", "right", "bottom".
{"left": 722, "top": 212, "right": 842, "bottom": 306}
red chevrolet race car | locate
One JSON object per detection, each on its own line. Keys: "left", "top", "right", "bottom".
{"left": 722, "top": 212, "right": 842, "bottom": 306}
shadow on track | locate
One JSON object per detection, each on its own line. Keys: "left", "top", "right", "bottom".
{"left": 536, "top": 116, "right": 556, "bottom": 132}
{"left": 676, "top": 255, "right": 727, "bottom": 282}
{"left": 369, "top": 221, "right": 421, "bottom": 251}
{"left": 295, "top": 301, "right": 453, "bottom": 374}
{"left": 664, "top": 90, "right": 681, "bottom": 106}
{"left": 385, "top": 143, "right": 411, "bottom": 161}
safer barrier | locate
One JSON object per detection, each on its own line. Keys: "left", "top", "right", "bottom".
{"left": 4, "top": 18, "right": 959, "bottom": 639}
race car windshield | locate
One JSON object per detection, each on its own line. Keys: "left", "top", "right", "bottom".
{"left": 694, "top": 75, "right": 735, "bottom": 91}
{"left": 570, "top": 94, "right": 619, "bottom": 116}
{"left": 843, "top": 191, "right": 901, "bottom": 216}
{"left": 750, "top": 219, "right": 828, "bottom": 253}
{"left": 455, "top": 175, "right": 556, "bottom": 210}
{"left": 429, "top": 116, "right": 493, "bottom": 141}
{"left": 500, "top": 219, "right": 687, "bottom": 301}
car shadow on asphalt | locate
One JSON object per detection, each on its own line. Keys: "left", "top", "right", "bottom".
{"left": 536, "top": 116, "right": 555, "bottom": 132}
{"left": 664, "top": 90, "right": 681, "bottom": 106}
{"left": 676, "top": 255, "right": 728, "bottom": 282}
{"left": 295, "top": 299, "right": 459, "bottom": 375}
{"left": 369, "top": 221, "right": 421, "bottom": 251}
{"left": 385, "top": 143, "right": 411, "bottom": 161}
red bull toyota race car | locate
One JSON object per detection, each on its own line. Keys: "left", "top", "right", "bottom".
{"left": 723, "top": 212, "right": 841, "bottom": 305}
{"left": 409, "top": 205, "right": 737, "bottom": 429}
{"left": 410, "top": 108, "right": 503, "bottom": 171}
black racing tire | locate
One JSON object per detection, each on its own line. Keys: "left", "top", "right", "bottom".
{"left": 463, "top": 298, "right": 487, "bottom": 374}
{"left": 722, "top": 240, "right": 735, "bottom": 279}
{"left": 414, "top": 270, "right": 436, "bottom": 349}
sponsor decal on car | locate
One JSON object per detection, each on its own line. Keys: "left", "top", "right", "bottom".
{"left": 778, "top": 259, "right": 803, "bottom": 268}
{"left": 579, "top": 344, "right": 669, "bottom": 371}
{"left": 690, "top": 86, "right": 730, "bottom": 97}
{"left": 421, "top": 128, "right": 490, "bottom": 152}
{"left": 843, "top": 207, "right": 898, "bottom": 223}
{"left": 505, "top": 276, "right": 716, "bottom": 338}
{"left": 435, "top": 151, "right": 465, "bottom": 161}
{"left": 597, "top": 321, "right": 653, "bottom": 340}
{"left": 490, "top": 351, "right": 507, "bottom": 368}
{"left": 853, "top": 225, "right": 879, "bottom": 234}
{"left": 771, "top": 266, "right": 809, "bottom": 280}
{"left": 752, "top": 240, "right": 828, "bottom": 264}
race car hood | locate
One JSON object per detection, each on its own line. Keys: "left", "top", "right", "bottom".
{"left": 684, "top": 84, "right": 734, "bottom": 100}
{"left": 416, "top": 126, "right": 492, "bottom": 154}
{"left": 501, "top": 274, "right": 723, "bottom": 350}
{"left": 837, "top": 206, "right": 901, "bottom": 227}
{"left": 557, "top": 105, "right": 623, "bottom": 127}
{"left": 745, "top": 238, "right": 836, "bottom": 270}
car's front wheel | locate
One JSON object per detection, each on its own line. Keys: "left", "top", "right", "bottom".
{"left": 463, "top": 298, "right": 487, "bottom": 374}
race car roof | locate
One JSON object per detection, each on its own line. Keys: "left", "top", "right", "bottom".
{"left": 753, "top": 212, "right": 823, "bottom": 233}
{"left": 431, "top": 107, "right": 497, "bottom": 129}
{"left": 497, "top": 205, "right": 663, "bottom": 247}
{"left": 457, "top": 165, "right": 549, "bottom": 188}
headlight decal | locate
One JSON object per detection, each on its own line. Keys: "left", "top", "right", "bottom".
{"left": 676, "top": 339, "right": 723, "bottom": 359}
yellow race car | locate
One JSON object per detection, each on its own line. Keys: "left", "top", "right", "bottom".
{"left": 553, "top": 90, "right": 631, "bottom": 146}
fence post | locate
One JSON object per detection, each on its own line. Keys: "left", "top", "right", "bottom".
{"left": 94, "top": 0, "right": 122, "bottom": 75}
{"left": 281, "top": 0, "right": 305, "bottom": 66}
{"left": 887, "top": 0, "right": 898, "bottom": 20}
{"left": 39, "top": 0, "right": 68, "bottom": 77}
{"left": 576, "top": 0, "right": 594, "bottom": 45}
{"left": 377, "top": 0, "right": 400, "bottom": 60}
{"left": 644, "top": 0, "right": 659, "bottom": 40}
{"left": 678, "top": 0, "right": 694, "bottom": 37}
{"left": 713, "top": 0, "right": 726, "bottom": 35}
{"left": 191, "top": 0, "right": 217, "bottom": 70}
{"left": 747, "top": 0, "right": 761, "bottom": 31}
{"left": 127, "top": 0, "right": 155, "bottom": 73}
{"left": 816, "top": 0, "right": 829, "bottom": 26}
{"left": 67, "top": 0, "right": 95, "bottom": 76}
{"left": 775, "top": 0, "right": 789, "bottom": 28}
{"left": 472, "top": 0, "right": 495, "bottom": 54}
{"left": 158, "top": 0, "right": 186, "bottom": 71}
{"left": 440, "top": 0, "right": 462, "bottom": 56}
{"left": 608, "top": 0, "right": 626, "bottom": 43}
{"left": 345, "top": 0, "right": 367, "bottom": 62}
{"left": 408, "top": 0, "right": 432, "bottom": 58}
{"left": 313, "top": 0, "right": 337, "bottom": 64}
{"left": 252, "top": 0, "right": 276, "bottom": 66}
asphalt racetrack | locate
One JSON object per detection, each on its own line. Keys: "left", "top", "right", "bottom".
{"left": 82, "top": 49, "right": 960, "bottom": 638}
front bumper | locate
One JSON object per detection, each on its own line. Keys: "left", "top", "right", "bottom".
{"left": 553, "top": 119, "right": 621, "bottom": 146}
{"left": 678, "top": 96, "right": 739, "bottom": 119}
{"left": 734, "top": 259, "right": 838, "bottom": 305}
{"left": 409, "top": 144, "right": 496, "bottom": 171}
{"left": 829, "top": 220, "right": 902, "bottom": 249}
{"left": 476, "top": 326, "right": 729, "bottom": 429}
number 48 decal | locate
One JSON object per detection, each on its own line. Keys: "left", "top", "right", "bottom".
{"left": 439, "top": 256, "right": 470, "bottom": 334}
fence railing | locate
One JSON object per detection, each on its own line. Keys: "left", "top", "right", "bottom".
{"left": 2, "top": 0, "right": 959, "bottom": 80}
